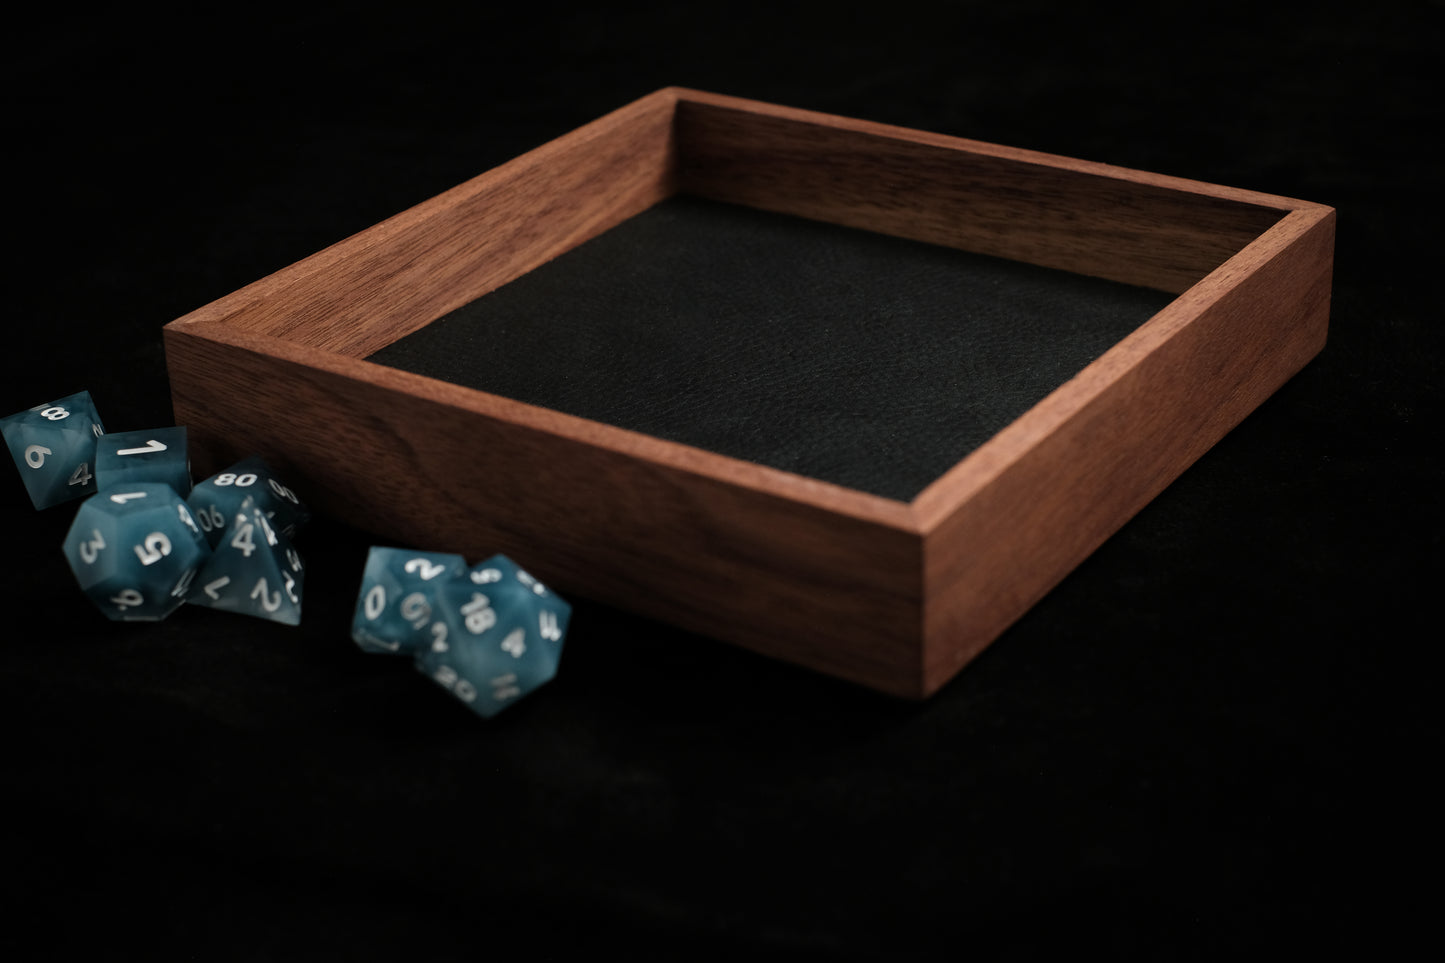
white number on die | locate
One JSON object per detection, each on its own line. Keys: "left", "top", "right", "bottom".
{"left": 39, "top": 406, "right": 70, "bottom": 421}
{"left": 250, "top": 578, "right": 283, "bottom": 612}
{"left": 268, "top": 478, "right": 299, "bottom": 503}
{"left": 68, "top": 463, "right": 92, "bottom": 487}
{"left": 116, "top": 439, "right": 167, "bottom": 456}
{"left": 110, "top": 589, "right": 144, "bottom": 609}
{"left": 363, "top": 584, "right": 386, "bottom": 620}
{"left": 24, "top": 445, "right": 51, "bottom": 468}
{"left": 500, "top": 628, "right": 526, "bottom": 658}
{"left": 195, "top": 504, "right": 225, "bottom": 532}
{"left": 404, "top": 558, "right": 447, "bottom": 581}
{"left": 460, "top": 594, "right": 495, "bottom": 634}
{"left": 400, "top": 592, "right": 431, "bottom": 629}
{"left": 134, "top": 532, "right": 172, "bottom": 566}
{"left": 490, "top": 673, "right": 521, "bottom": 702}
{"left": 230, "top": 521, "right": 256, "bottom": 557}
{"left": 432, "top": 665, "right": 477, "bottom": 703}
{"left": 213, "top": 472, "right": 256, "bottom": 487}
{"left": 171, "top": 568, "right": 197, "bottom": 598}
{"left": 78, "top": 529, "right": 106, "bottom": 564}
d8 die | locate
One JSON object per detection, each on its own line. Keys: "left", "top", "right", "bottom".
{"left": 96, "top": 426, "right": 191, "bottom": 497}
{"left": 2, "top": 390, "right": 106, "bottom": 509}
{"left": 188, "top": 497, "right": 305, "bottom": 625}
{"left": 62, "top": 482, "right": 210, "bottom": 621}
{"left": 351, "top": 546, "right": 468, "bottom": 654}
{"left": 416, "top": 555, "right": 571, "bottom": 718}
{"left": 188, "top": 455, "right": 310, "bottom": 548}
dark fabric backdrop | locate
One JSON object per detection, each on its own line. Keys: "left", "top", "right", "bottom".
{"left": 4, "top": 3, "right": 1439, "bottom": 959}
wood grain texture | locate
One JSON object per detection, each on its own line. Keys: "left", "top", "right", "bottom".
{"left": 673, "top": 88, "right": 1290, "bottom": 294}
{"left": 169, "top": 87, "right": 680, "bottom": 359}
{"left": 915, "top": 205, "right": 1334, "bottom": 694}
{"left": 164, "top": 88, "right": 1334, "bottom": 698}
{"left": 166, "top": 320, "right": 926, "bottom": 696}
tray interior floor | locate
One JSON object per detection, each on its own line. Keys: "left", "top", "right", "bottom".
{"left": 366, "top": 195, "right": 1177, "bottom": 502}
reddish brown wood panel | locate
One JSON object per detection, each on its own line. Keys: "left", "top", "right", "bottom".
{"left": 672, "top": 90, "right": 1289, "bottom": 294}
{"left": 916, "top": 206, "right": 1334, "bottom": 694}
{"left": 170, "top": 88, "right": 682, "bottom": 359}
{"left": 166, "top": 321, "right": 930, "bottom": 697}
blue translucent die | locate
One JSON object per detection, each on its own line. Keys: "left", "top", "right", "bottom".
{"left": 350, "top": 546, "right": 468, "bottom": 655}
{"left": 96, "top": 426, "right": 191, "bottom": 497}
{"left": 188, "top": 455, "right": 310, "bottom": 548}
{"left": 188, "top": 497, "right": 305, "bottom": 625}
{"left": 415, "top": 555, "right": 571, "bottom": 718}
{"left": 2, "top": 390, "right": 106, "bottom": 509}
{"left": 62, "top": 482, "right": 210, "bottom": 621}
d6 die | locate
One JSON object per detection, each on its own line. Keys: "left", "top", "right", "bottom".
{"left": 188, "top": 455, "right": 310, "bottom": 548}
{"left": 62, "top": 482, "right": 210, "bottom": 621}
{"left": 188, "top": 497, "right": 305, "bottom": 625}
{"left": 351, "top": 546, "right": 468, "bottom": 654}
{"left": 416, "top": 555, "right": 571, "bottom": 718}
{"left": 2, "top": 390, "right": 106, "bottom": 509}
{"left": 95, "top": 426, "right": 191, "bottom": 497}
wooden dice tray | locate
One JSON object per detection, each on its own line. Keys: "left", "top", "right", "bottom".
{"left": 164, "top": 88, "right": 1334, "bottom": 698}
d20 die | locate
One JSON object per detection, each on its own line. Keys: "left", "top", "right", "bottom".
{"left": 416, "top": 555, "right": 571, "bottom": 718}
{"left": 189, "top": 498, "right": 304, "bottom": 624}
{"left": 188, "top": 455, "right": 310, "bottom": 548}
{"left": 350, "top": 546, "right": 468, "bottom": 655}
{"left": 96, "top": 426, "right": 191, "bottom": 497}
{"left": 62, "top": 482, "right": 210, "bottom": 621}
{"left": 2, "top": 390, "right": 106, "bottom": 509}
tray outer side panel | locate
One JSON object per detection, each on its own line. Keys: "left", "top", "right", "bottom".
{"left": 917, "top": 206, "right": 1335, "bottom": 693}
{"left": 166, "top": 326, "right": 928, "bottom": 697}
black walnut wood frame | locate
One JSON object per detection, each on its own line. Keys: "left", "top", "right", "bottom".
{"left": 164, "top": 88, "right": 1335, "bottom": 698}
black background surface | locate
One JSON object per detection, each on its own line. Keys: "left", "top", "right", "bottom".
{"left": 4, "top": 3, "right": 1439, "bottom": 960}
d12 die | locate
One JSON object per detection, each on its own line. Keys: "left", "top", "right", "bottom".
{"left": 2, "top": 390, "right": 106, "bottom": 509}
{"left": 188, "top": 455, "right": 310, "bottom": 548}
{"left": 350, "top": 546, "right": 468, "bottom": 655}
{"left": 188, "top": 497, "right": 305, "bottom": 624}
{"left": 96, "top": 426, "right": 191, "bottom": 497}
{"left": 416, "top": 555, "right": 571, "bottom": 718}
{"left": 62, "top": 482, "right": 210, "bottom": 621}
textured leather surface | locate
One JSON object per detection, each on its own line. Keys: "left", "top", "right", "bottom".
{"left": 369, "top": 195, "right": 1174, "bottom": 501}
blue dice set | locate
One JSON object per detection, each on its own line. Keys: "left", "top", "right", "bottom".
{"left": 3, "top": 390, "right": 310, "bottom": 624}
{"left": 7, "top": 389, "right": 573, "bottom": 718}
{"left": 351, "top": 546, "right": 572, "bottom": 718}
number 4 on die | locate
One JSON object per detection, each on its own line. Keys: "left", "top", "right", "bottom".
{"left": 187, "top": 496, "right": 305, "bottom": 625}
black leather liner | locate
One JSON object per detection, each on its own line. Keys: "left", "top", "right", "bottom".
{"left": 367, "top": 195, "right": 1177, "bottom": 502}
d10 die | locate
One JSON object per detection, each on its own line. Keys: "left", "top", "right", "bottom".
{"left": 2, "top": 390, "right": 106, "bottom": 509}
{"left": 188, "top": 455, "right": 310, "bottom": 548}
{"left": 188, "top": 497, "right": 305, "bottom": 624}
{"left": 62, "top": 482, "right": 210, "bottom": 621}
{"left": 350, "top": 546, "right": 468, "bottom": 654}
{"left": 416, "top": 555, "right": 571, "bottom": 718}
{"left": 96, "top": 426, "right": 191, "bottom": 497}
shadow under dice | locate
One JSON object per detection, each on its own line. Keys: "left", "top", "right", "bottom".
{"left": 189, "top": 498, "right": 305, "bottom": 624}
{"left": 63, "top": 482, "right": 211, "bottom": 621}
{"left": 416, "top": 555, "right": 571, "bottom": 718}
{"left": 2, "top": 390, "right": 106, "bottom": 509}
{"left": 188, "top": 455, "right": 310, "bottom": 549}
{"left": 350, "top": 547, "right": 468, "bottom": 654}
{"left": 96, "top": 426, "right": 191, "bottom": 497}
